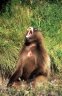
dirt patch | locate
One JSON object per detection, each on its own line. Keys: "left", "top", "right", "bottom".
{"left": 0, "top": 73, "right": 62, "bottom": 96}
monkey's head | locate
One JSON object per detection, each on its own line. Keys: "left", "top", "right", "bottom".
{"left": 25, "top": 27, "right": 41, "bottom": 44}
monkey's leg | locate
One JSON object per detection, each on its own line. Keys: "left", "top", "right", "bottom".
{"left": 28, "top": 68, "right": 47, "bottom": 82}
{"left": 7, "top": 68, "right": 23, "bottom": 87}
{"left": 28, "top": 68, "right": 48, "bottom": 87}
{"left": 28, "top": 69, "right": 47, "bottom": 87}
{"left": 28, "top": 68, "right": 40, "bottom": 82}
{"left": 32, "top": 75, "right": 47, "bottom": 87}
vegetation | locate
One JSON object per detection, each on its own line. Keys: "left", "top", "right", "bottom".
{"left": 0, "top": 0, "right": 62, "bottom": 95}
{"left": 0, "top": 81, "right": 62, "bottom": 96}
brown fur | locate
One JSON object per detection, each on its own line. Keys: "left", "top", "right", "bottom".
{"left": 7, "top": 27, "right": 50, "bottom": 87}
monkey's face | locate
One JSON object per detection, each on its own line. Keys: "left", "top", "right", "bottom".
{"left": 26, "top": 27, "right": 38, "bottom": 43}
{"left": 26, "top": 27, "right": 34, "bottom": 39}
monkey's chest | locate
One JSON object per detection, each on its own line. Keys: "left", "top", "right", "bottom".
{"left": 22, "top": 50, "right": 37, "bottom": 63}
{"left": 21, "top": 51, "right": 37, "bottom": 80}
{"left": 23, "top": 52, "right": 37, "bottom": 70}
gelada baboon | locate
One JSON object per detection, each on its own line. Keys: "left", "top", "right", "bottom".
{"left": 7, "top": 27, "right": 50, "bottom": 86}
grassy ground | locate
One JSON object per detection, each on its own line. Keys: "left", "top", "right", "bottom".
{"left": 0, "top": 0, "right": 62, "bottom": 96}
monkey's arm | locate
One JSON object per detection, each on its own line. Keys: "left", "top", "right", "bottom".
{"left": 7, "top": 57, "right": 23, "bottom": 87}
{"left": 7, "top": 67, "right": 23, "bottom": 87}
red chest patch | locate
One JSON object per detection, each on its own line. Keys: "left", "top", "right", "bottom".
{"left": 27, "top": 51, "right": 33, "bottom": 57}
